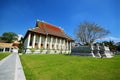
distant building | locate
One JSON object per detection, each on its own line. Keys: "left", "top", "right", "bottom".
{"left": 24, "top": 20, "right": 74, "bottom": 54}
{"left": 0, "top": 42, "right": 18, "bottom": 53}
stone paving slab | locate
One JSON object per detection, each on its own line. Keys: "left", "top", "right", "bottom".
{"left": 0, "top": 53, "right": 26, "bottom": 80}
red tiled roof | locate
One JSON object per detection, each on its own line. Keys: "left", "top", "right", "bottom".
{"left": 40, "top": 22, "right": 62, "bottom": 32}
{"left": 26, "top": 21, "right": 73, "bottom": 41}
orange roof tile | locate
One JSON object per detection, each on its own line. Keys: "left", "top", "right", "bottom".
{"left": 25, "top": 21, "right": 74, "bottom": 41}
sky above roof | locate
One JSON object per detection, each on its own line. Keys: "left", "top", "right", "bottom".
{"left": 0, "top": 0, "right": 120, "bottom": 42}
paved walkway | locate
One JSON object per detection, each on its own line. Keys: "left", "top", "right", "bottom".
{"left": 0, "top": 53, "right": 26, "bottom": 80}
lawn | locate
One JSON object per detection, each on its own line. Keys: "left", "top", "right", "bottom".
{"left": 0, "top": 52, "right": 10, "bottom": 60}
{"left": 20, "top": 54, "right": 120, "bottom": 80}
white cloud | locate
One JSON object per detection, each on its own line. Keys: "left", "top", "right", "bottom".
{"left": 18, "top": 34, "right": 24, "bottom": 41}
{"left": 97, "top": 36, "right": 120, "bottom": 42}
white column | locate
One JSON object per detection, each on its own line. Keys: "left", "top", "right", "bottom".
{"left": 70, "top": 42, "right": 71, "bottom": 51}
{"left": 63, "top": 40, "right": 65, "bottom": 50}
{"left": 3, "top": 48, "right": 5, "bottom": 52}
{"left": 67, "top": 40, "right": 68, "bottom": 50}
{"left": 27, "top": 33, "right": 31, "bottom": 48}
{"left": 9, "top": 48, "right": 11, "bottom": 52}
{"left": 61, "top": 39, "right": 63, "bottom": 50}
{"left": 61, "top": 39, "right": 62, "bottom": 49}
{"left": 63, "top": 39, "right": 65, "bottom": 50}
{"left": 38, "top": 35, "right": 42, "bottom": 49}
{"left": 59, "top": 39, "right": 61, "bottom": 50}
{"left": 44, "top": 36, "right": 48, "bottom": 49}
{"left": 32, "top": 34, "right": 36, "bottom": 48}
{"left": 55, "top": 37, "right": 57, "bottom": 50}
{"left": 50, "top": 36, "right": 53, "bottom": 49}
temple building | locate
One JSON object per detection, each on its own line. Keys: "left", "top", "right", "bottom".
{"left": 24, "top": 20, "right": 74, "bottom": 54}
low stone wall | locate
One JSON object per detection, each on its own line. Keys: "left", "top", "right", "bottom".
{"left": 72, "top": 46, "right": 91, "bottom": 53}
{"left": 24, "top": 48, "right": 70, "bottom": 54}
{"left": 71, "top": 44, "right": 113, "bottom": 58}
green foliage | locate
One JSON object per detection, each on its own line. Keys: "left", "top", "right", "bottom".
{"left": 18, "top": 49, "right": 23, "bottom": 53}
{"left": 116, "top": 42, "right": 120, "bottom": 51}
{"left": 0, "top": 52, "right": 10, "bottom": 60}
{"left": 30, "top": 48, "right": 35, "bottom": 54}
{"left": 94, "top": 41, "right": 120, "bottom": 52}
{"left": 1, "top": 32, "right": 18, "bottom": 43}
{"left": 18, "top": 37, "right": 24, "bottom": 53}
{"left": 116, "top": 45, "right": 120, "bottom": 51}
{"left": 40, "top": 47, "right": 43, "bottom": 53}
{"left": 103, "top": 40, "right": 117, "bottom": 52}
{"left": 20, "top": 54, "right": 120, "bottom": 80}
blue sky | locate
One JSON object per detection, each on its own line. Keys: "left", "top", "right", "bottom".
{"left": 0, "top": 0, "right": 120, "bottom": 42}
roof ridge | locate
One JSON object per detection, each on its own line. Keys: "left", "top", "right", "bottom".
{"left": 40, "top": 21, "right": 62, "bottom": 30}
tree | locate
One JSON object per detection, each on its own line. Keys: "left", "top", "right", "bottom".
{"left": 102, "top": 40, "right": 117, "bottom": 52}
{"left": 1, "top": 32, "right": 18, "bottom": 43}
{"left": 18, "top": 37, "right": 24, "bottom": 53}
{"left": 75, "top": 21, "right": 110, "bottom": 45}
{"left": 115, "top": 42, "right": 120, "bottom": 52}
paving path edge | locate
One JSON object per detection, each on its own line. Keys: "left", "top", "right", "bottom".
{"left": 15, "top": 53, "right": 26, "bottom": 80}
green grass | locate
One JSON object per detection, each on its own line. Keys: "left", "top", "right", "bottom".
{"left": 20, "top": 54, "right": 120, "bottom": 80}
{"left": 0, "top": 52, "right": 10, "bottom": 60}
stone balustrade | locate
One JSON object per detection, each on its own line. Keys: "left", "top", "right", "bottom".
{"left": 71, "top": 44, "right": 113, "bottom": 58}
